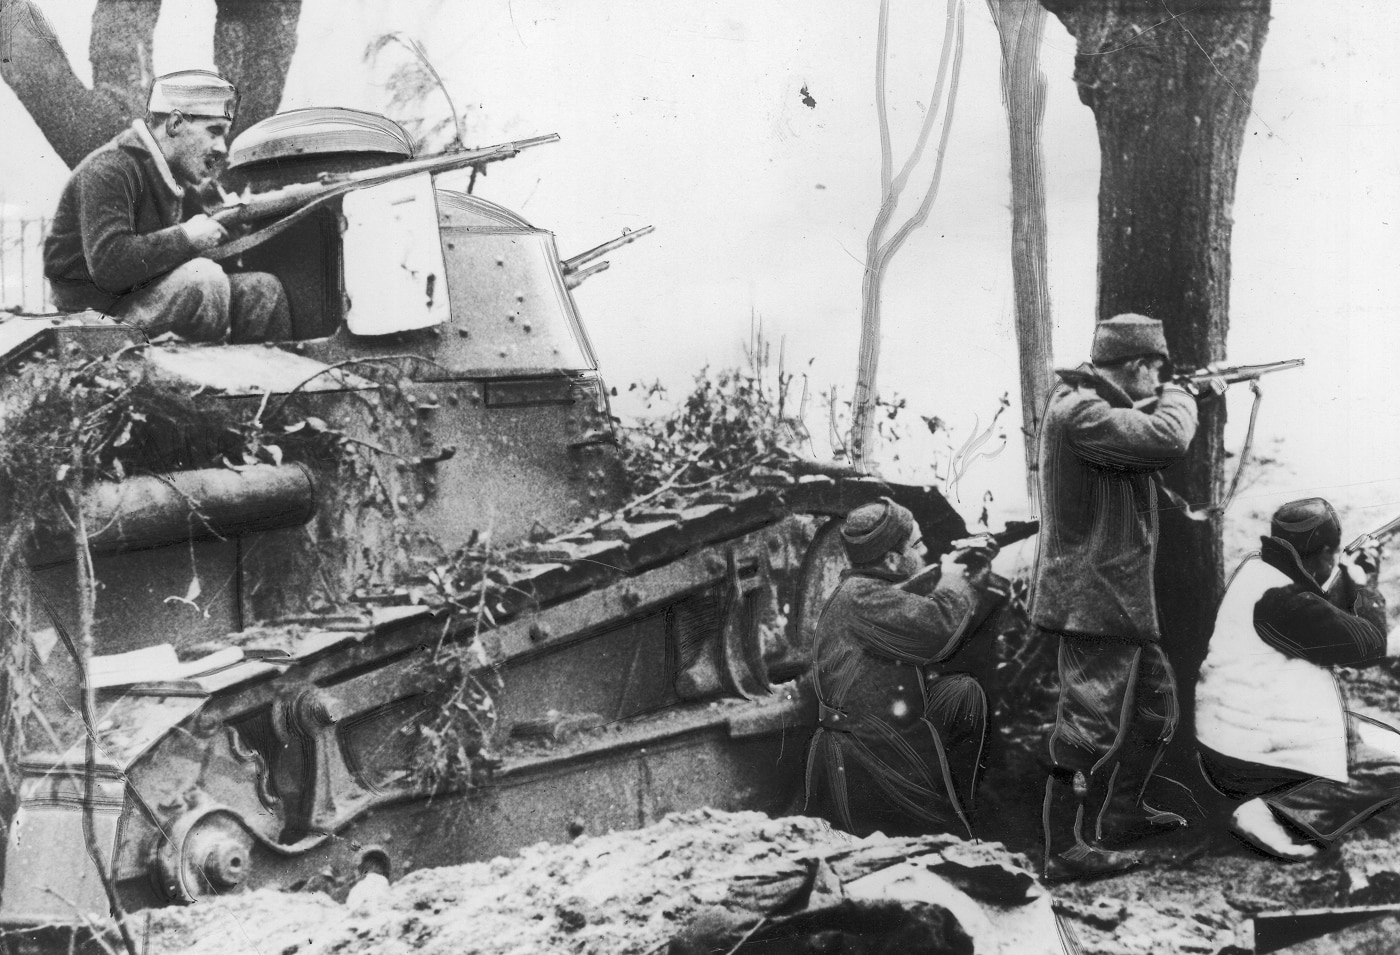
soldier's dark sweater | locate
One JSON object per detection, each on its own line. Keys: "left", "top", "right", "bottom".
{"left": 44, "top": 125, "right": 200, "bottom": 302}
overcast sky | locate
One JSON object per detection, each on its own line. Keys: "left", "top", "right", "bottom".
{"left": 2, "top": 1, "right": 1397, "bottom": 535}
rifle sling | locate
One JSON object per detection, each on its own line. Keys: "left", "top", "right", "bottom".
{"left": 209, "top": 140, "right": 543, "bottom": 262}
{"left": 207, "top": 178, "right": 373, "bottom": 261}
{"left": 1148, "top": 382, "right": 1265, "bottom": 522}
{"left": 1214, "top": 381, "right": 1264, "bottom": 516}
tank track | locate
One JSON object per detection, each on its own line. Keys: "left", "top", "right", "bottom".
{"left": 0, "top": 474, "right": 965, "bottom": 940}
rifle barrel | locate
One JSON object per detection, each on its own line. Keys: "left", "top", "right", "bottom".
{"left": 1187, "top": 358, "right": 1304, "bottom": 384}
{"left": 1346, "top": 513, "right": 1400, "bottom": 553}
{"left": 216, "top": 133, "right": 562, "bottom": 225}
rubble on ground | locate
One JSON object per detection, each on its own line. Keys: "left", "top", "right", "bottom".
{"left": 139, "top": 809, "right": 1057, "bottom": 955}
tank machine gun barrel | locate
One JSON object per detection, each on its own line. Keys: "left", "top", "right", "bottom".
{"left": 209, "top": 133, "right": 563, "bottom": 230}
{"left": 560, "top": 224, "right": 655, "bottom": 289}
{"left": 1177, "top": 358, "right": 1304, "bottom": 389}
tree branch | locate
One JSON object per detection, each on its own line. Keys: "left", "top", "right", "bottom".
{"left": 851, "top": 0, "right": 967, "bottom": 468}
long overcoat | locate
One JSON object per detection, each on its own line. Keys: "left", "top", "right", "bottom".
{"left": 806, "top": 568, "right": 995, "bottom": 836}
{"left": 1030, "top": 365, "right": 1197, "bottom": 641}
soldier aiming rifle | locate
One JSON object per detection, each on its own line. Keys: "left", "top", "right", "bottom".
{"left": 1196, "top": 499, "right": 1400, "bottom": 861}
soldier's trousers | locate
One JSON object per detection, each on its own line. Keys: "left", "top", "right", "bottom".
{"left": 56, "top": 259, "right": 291, "bottom": 343}
{"left": 1044, "top": 630, "right": 1180, "bottom": 828}
{"left": 1200, "top": 711, "right": 1400, "bottom": 848}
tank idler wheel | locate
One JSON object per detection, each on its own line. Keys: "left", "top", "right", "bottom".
{"left": 155, "top": 806, "right": 256, "bottom": 905}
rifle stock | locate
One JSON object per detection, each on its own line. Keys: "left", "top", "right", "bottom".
{"left": 944, "top": 519, "right": 1040, "bottom": 555}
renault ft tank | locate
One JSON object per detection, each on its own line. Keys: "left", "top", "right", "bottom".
{"left": 0, "top": 109, "right": 1017, "bottom": 940}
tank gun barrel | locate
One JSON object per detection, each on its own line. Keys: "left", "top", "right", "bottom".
{"left": 561, "top": 225, "right": 655, "bottom": 279}
{"left": 564, "top": 260, "right": 611, "bottom": 290}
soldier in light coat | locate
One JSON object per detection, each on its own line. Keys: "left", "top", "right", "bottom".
{"left": 1196, "top": 498, "right": 1400, "bottom": 859}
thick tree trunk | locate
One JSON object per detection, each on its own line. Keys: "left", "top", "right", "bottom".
{"left": 1, "top": 0, "right": 132, "bottom": 167}
{"left": 1039, "top": 0, "right": 1271, "bottom": 747}
{"left": 986, "top": 0, "right": 1053, "bottom": 505}
{"left": 89, "top": 0, "right": 159, "bottom": 114}
{"left": 215, "top": 0, "right": 303, "bottom": 140}
{"left": 0, "top": 0, "right": 301, "bottom": 169}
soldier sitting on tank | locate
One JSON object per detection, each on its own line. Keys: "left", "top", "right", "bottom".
{"left": 804, "top": 499, "right": 1003, "bottom": 839}
{"left": 43, "top": 69, "right": 291, "bottom": 344}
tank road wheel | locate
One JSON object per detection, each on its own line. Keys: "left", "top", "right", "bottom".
{"left": 155, "top": 806, "right": 256, "bottom": 904}
{"left": 793, "top": 518, "right": 850, "bottom": 657}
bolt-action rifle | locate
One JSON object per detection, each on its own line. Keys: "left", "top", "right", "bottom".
{"left": 900, "top": 520, "right": 1039, "bottom": 592}
{"left": 1151, "top": 358, "right": 1306, "bottom": 515}
{"left": 204, "top": 133, "right": 561, "bottom": 259}
{"left": 944, "top": 520, "right": 1040, "bottom": 557}
{"left": 1345, "top": 513, "right": 1400, "bottom": 556}
{"left": 560, "top": 224, "right": 656, "bottom": 289}
{"left": 1176, "top": 358, "right": 1304, "bottom": 390}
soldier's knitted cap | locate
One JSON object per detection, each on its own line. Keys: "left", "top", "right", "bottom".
{"left": 1271, "top": 498, "right": 1341, "bottom": 556}
{"left": 1091, "top": 314, "right": 1171, "bottom": 365}
{"left": 148, "top": 70, "right": 238, "bottom": 121}
{"left": 841, "top": 498, "right": 916, "bottom": 564}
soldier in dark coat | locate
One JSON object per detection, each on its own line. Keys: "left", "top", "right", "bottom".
{"left": 1031, "top": 314, "right": 1216, "bottom": 880}
{"left": 44, "top": 70, "right": 290, "bottom": 343}
{"left": 804, "top": 499, "right": 1003, "bottom": 838}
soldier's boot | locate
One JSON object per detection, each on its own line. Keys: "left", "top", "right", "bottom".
{"left": 1042, "top": 770, "right": 1143, "bottom": 882}
{"left": 1229, "top": 798, "right": 1319, "bottom": 861}
{"left": 1091, "top": 760, "right": 1187, "bottom": 850}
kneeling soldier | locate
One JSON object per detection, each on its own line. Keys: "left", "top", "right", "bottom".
{"left": 1197, "top": 498, "right": 1400, "bottom": 859}
{"left": 804, "top": 499, "right": 1003, "bottom": 838}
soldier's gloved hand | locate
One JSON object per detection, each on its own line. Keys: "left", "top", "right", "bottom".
{"left": 1353, "top": 534, "right": 1382, "bottom": 575}
{"left": 951, "top": 534, "right": 1000, "bottom": 563}
{"left": 180, "top": 213, "right": 229, "bottom": 252}
{"left": 946, "top": 546, "right": 994, "bottom": 590}
{"left": 1342, "top": 535, "right": 1382, "bottom": 585}
{"left": 937, "top": 551, "right": 966, "bottom": 586}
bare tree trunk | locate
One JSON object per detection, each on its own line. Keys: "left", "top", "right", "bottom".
{"left": 851, "top": 0, "right": 966, "bottom": 471}
{"left": 1039, "top": 0, "right": 1272, "bottom": 748}
{"left": 986, "top": 0, "right": 1053, "bottom": 505}
{"left": 0, "top": 0, "right": 131, "bottom": 167}
{"left": 1, "top": 0, "right": 302, "bottom": 169}
{"left": 89, "top": 0, "right": 159, "bottom": 113}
